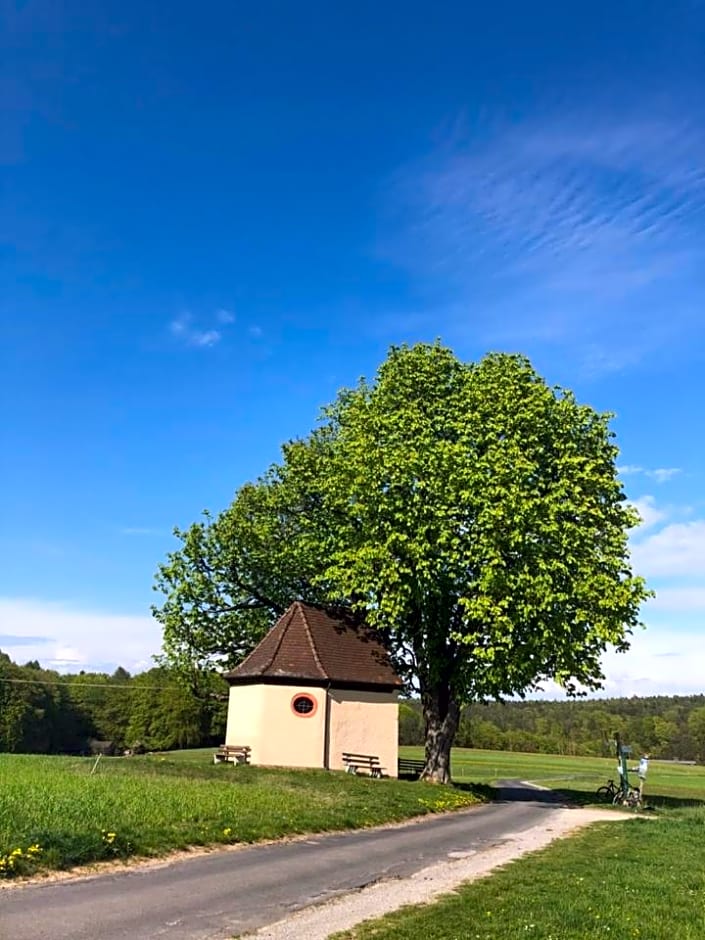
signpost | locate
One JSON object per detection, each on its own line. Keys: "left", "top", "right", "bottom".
{"left": 597, "top": 735, "right": 645, "bottom": 807}
{"left": 616, "top": 734, "right": 631, "bottom": 790}
{"left": 614, "top": 733, "right": 640, "bottom": 806}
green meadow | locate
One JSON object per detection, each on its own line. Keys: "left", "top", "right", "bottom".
{"left": 431, "top": 746, "right": 705, "bottom": 805}
{"left": 2, "top": 746, "right": 703, "bottom": 885}
{"left": 0, "top": 748, "right": 483, "bottom": 879}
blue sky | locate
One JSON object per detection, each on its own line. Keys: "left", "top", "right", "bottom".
{"left": 1, "top": 0, "right": 703, "bottom": 693}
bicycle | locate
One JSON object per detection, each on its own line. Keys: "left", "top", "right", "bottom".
{"left": 596, "top": 778, "right": 641, "bottom": 807}
{"left": 596, "top": 778, "right": 619, "bottom": 801}
{"left": 613, "top": 785, "right": 641, "bottom": 808}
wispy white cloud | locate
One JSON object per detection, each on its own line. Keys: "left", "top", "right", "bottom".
{"left": 169, "top": 309, "right": 241, "bottom": 347}
{"left": 0, "top": 633, "right": 52, "bottom": 646}
{"left": 0, "top": 597, "right": 160, "bottom": 674}
{"left": 599, "top": 627, "right": 705, "bottom": 697}
{"left": 625, "top": 497, "right": 705, "bottom": 622}
{"left": 534, "top": 624, "right": 704, "bottom": 699}
{"left": 191, "top": 330, "right": 221, "bottom": 347}
{"left": 169, "top": 314, "right": 189, "bottom": 338}
{"left": 649, "top": 468, "right": 682, "bottom": 484}
{"left": 619, "top": 465, "right": 681, "bottom": 483}
{"left": 175, "top": 316, "right": 220, "bottom": 347}
{"left": 648, "top": 586, "right": 705, "bottom": 614}
{"left": 383, "top": 107, "right": 705, "bottom": 370}
{"left": 170, "top": 313, "right": 221, "bottom": 348}
{"left": 395, "top": 112, "right": 705, "bottom": 271}
{"left": 248, "top": 325, "right": 264, "bottom": 338}
{"left": 0, "top": 591, "right": 700, "bottom": 697}
{"left": 590, "top": 494, "right": 705, "bottom": 697}
{"left": 631, "top": 520, "right": 705, "bottom": 578}
{"left": 629, "top": 495, "right": 667, "bottom": 531}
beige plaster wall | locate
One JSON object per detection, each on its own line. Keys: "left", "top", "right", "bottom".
{"left": 225, "top": 684, "right": 266, "bottom": 763}
{"left": 226, "top": 683, "right": 326, "bottom": 769}
{"left": 226, "top": 683, "right": 399, "bottom": 774}
{"left": 328, "top": 689, "right": 399, "bottom": 777}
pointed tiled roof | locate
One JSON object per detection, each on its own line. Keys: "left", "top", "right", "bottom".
{"left": 224, "top": 601, "right": 402, "bottom": 688}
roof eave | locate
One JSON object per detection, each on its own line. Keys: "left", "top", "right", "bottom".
{"left": 224, "top": 674, "right": 402, "bottom": 692}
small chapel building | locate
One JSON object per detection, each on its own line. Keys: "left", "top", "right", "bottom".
{"left": 223, "top": 601, "right": 402, "bottom": 775}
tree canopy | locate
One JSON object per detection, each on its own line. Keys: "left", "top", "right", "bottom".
{"left": 0, "top": 653, "right": 227, "bottom": 754}
{"left": 153, "top": 343, "right": 650, "bottom": 781}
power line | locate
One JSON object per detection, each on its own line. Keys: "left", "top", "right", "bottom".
{"left": 0, "top": 676, "right": 186, "bottom": 692}
{"left": 0, "top": 676, "right": 227, "bottom": 701}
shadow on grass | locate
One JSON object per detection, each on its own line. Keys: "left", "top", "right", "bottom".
{"left": 449, "top": 777, "right": 705, "bottom": 812}
{"left": 495, "top": 780, "right": 567, "bottom": 804}
{"left": 451, "top": 781, "right": 497, "bottom": 802}
{"left": 497, "top": 782, "right": 705, "bottom": 811}
{"left": 627, "top": 793, "right": 705, "bottom": 810}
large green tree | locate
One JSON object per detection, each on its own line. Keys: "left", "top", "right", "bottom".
{"left": 153, "top": 344, "right": 650, "bottom": 782}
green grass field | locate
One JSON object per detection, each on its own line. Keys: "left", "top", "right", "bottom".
{"left": 0, "top": 748, "right": 483, "bottom": 879}
{"left": 2, "top": 746, "right": 702, "bottom": 885}
{"left": 402, "top": 746, "right": 705, "bottom": 806}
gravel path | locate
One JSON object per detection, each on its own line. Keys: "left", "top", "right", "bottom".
{"left": 250, "top": 806, "right": 627, "bottom": 940}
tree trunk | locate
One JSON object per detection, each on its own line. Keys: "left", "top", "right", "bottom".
{"left": 421, "top": 686, "right": 460, "bottom": 784}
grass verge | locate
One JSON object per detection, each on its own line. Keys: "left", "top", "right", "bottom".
{"left": 0, "top": 750, "right": 485, "bottom": 879}
{"left": 333, "top": 806, "right": 705, "bottom": 940}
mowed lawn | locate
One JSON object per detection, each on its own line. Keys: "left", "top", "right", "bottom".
{"left": 0, "top": 748, "right": 483, "bottom": 879}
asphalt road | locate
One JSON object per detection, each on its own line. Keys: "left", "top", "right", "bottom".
{"left": 1, "top": 785, "right": 560, "bottom": 940}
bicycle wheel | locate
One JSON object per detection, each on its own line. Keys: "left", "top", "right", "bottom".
{"left": 596, "top": 786, "right": 614, "bottom": 800}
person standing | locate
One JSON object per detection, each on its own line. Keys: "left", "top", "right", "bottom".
{"left": 637, "top": 753, "right": 650, "bottom": 800}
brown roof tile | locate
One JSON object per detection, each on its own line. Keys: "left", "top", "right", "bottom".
{"left": 224, "top": 602, "right": 402, "bottom": 688}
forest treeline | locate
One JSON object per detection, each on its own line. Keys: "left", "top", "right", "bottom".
{"left": 0, "top": 651, "right": 227, "bottom": 754}
{"left": 401, "top": 695, "right": 705, "bottom": 762}
{"left": 3, "top": 648, "right": 705, "bottom": 761}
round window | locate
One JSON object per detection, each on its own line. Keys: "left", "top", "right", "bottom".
{"left": 291, "top": 694, "right": 317, "bottom": 717}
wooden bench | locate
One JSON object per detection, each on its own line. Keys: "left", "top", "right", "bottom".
{"left": 342, "top": 752, "right": 385, "bottom": 778}
{"left": 398, "top": 758, "right": 426, "bottom": 779}
{"left": 213, "top": 744, "right": 251, "bottom": 765}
